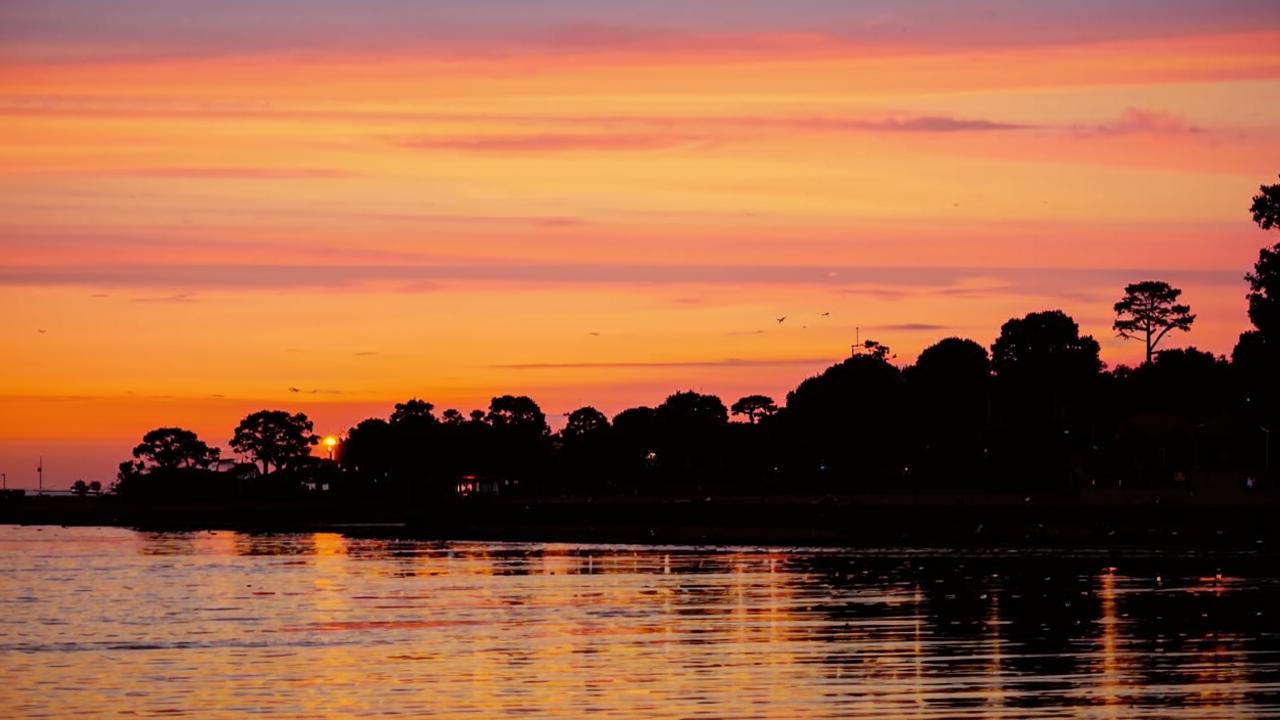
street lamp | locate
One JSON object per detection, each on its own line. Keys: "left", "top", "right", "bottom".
{"left": 323, "top": 436, "right": 338, "bottom": 461}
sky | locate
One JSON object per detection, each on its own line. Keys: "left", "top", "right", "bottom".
{"left": 2, "top": 0, "right": 1279, "bottom": 487}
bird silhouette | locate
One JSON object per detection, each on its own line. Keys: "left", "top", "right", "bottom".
{"left": 289, "top": 387, "right": 301, "bottom": 393}
{"left": 819, "top": 312, "right": 830, "bottom": 317}
{"left": 37, "top": 329, "right": 47, "bottom": 334}
{"left": 776, "top": 316, "right": 787, "bottom": 324}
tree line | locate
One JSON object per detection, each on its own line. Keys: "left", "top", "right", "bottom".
{"left": 111, "top": 175, "right": 1280, "bottom": 501}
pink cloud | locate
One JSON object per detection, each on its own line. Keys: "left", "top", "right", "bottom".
{"left": 108, "top": 167, "right": 354, "bottom": 179}
{"left": 129, "top": 292, "right": 198, "bottom": 304}
{"left": 1092, "top": 107, "right": 1202, "bottom": 135}
{"left": 797, "top": 116, "right": 1029, "bottom": 132}
{"left": 398, "top": 133, "right": 703, "bottom": 153}
{"left": 393, "top": 116, "right": 1025, "bottom": 155}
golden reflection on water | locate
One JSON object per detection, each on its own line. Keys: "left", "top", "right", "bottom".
{"left": 986, "top": 591, "right": 1006, "bottom": 719}
{"left": 1097, "top": 568, "right": 1124, "bottom": 715}
{"left": 2, "top": 526, "right": 1279, "bottom": 719}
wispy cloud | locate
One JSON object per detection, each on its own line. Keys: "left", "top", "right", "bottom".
{"left": 0, "top": 101, "right": 1091, "bottom": 139}
{"left": 288, "top": 386, "right": 344, "bottom": 395}
{"left": 867, "top": 322, "right": 950, "bottom": 331}
{"left": 128, "top": 292, "right": 198, "bottom": 304}
{"left": 793, "top": 116, "right": 1030, "bottom": 133}
{"left": 1089, "top": 107, "right": 1202, "bottom": 135}
{"left": 398, "top": 133, "right": 704, "bottom": 153}
{"left": 105, "top": 167, "right": 354, "bottom": 179}
{"left": 493, "top": 357, "right": 833, "bottom": 370}
{"left": 392, "top": 115, "right": 1024, "bottom": 154}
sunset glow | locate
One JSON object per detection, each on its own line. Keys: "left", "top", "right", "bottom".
{"left": 3, "top": 1, "right": 1279, "bottom": 485}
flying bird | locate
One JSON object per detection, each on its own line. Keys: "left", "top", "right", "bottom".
{"left": 819, "top": 312, "right": 830, "bottom": 317}
{"left": 37, "top": 329, "right": 46, "bottom": 334}
{"left": 776, "top": 316, "right": 787, "bottom": 324}
{"left": 289, "top": 387, "right": 301, "bottom": 393}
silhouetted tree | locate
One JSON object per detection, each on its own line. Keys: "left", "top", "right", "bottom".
{"left": 1236, "top": 175, "right": 1280, "bottom": 454}
{"left": 786, "top": 353, "right": 905, "bottom": 489}
{"left": 612, "top": 406, "right": 659, "bottom": 490}
{"left": 1113, "top": 281, "right": 1196, "bottom": 363}
{"left": 115, "top": 460, "right": 142, "bottom": 491}
{"left": 912, "top": 337, "right": 990, "bottom": 389}
{"left": 1245, "top": 243, "right": 1280, "bottom": 341}
{"left": 486, "top": 395, "right": 549, "bottom": 434}
{"left": 71, "top": 479, "right": 88, "bottom": 496}
{"left": 1107, "top": 348, "right": 1235, "bottom": 487}
{"left": 1234, "top": 330, "right": 1273, "bottom": 379}
{"left": 340, "top": 418, "right": 395, "bottom": 485}
{"left": 990, "top": 311, "right": 1102, "bottom": 487}
{"left": 992, "top": 310, "right": 1102, "bottom": 386}
{"left": 657, "top": 391, "right": 729, "bottom": 428}
{"left": 391, "top": 398, "right": 436, "bottom": 426}
{"left": 432, "top": 407, "right": 495, "bottom": 486}
{"left": 111, "top": 444, "right": 225, "bottom": 499}
{"left": 385, "top": 398, "right": 442, "bottom": 497}
{"left": 652, "top": 391, "right": 729, "bottom": 488}
{"left": 230, "top": 410, "right": 318, "bottom": 475}
{"left": 854, "top": 339, "right": 892, "bottom": 360}
{"left": 731, "top": 395, "right": 777, "bottom": 424}
{"left": 1135, "top": 348, "right": 1231, "bottom": 416}
{"left": 132, "top": 427, "right": 220, "bottom": 470}
{"left": 559, "top": 407, "right": 612, "bottom": 493}
{"left": 563, "top": 406, "right": 609, "bottom": 442}
{"left": 484, "top": 396, "right": 550, "bottom": 489}
{"left": 88, "top": 480, "right": 102, "bottom": 495}
{"left": 613, "top": 406, "right": 657, "bottom": 437}
{"left": 1251, "top": 173, "right": 1280, "bottom": 230}
{"left": 907, "top": 338, "right": 992, "bottom": 486}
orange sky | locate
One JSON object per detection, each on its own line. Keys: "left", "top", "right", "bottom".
{"left": 2, "top": 1, "right": 1279, "bottom": 486}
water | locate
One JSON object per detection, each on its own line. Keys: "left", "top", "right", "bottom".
{"left": 2, "top": 526, "right": 1279, "bottom": 718}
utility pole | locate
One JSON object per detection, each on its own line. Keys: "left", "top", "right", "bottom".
{"left": 37, "top": 457, "right": 43, "bottom": 494}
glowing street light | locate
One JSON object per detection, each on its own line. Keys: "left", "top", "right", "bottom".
{"left": 323, "top": 436, "right": 338, "bottom": 461}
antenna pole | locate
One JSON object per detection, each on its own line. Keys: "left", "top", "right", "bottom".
{"left": 37, "top": 457, "right": 43, "bottom": 494}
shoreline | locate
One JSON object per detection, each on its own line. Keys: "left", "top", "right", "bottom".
{"left": 4, "top": 491, "right": 1278, "bottom": 552}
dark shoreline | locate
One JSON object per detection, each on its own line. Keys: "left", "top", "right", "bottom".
{"left": 4, "top": 490, "right": 1279, "bottom": 552}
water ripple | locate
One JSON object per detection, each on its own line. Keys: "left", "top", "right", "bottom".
{"left": 2, "top": 526, "right": 1278, "bottom": 718}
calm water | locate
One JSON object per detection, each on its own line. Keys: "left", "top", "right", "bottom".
{"left": 3, "top": 527, "right": 1280, "bottom": 718}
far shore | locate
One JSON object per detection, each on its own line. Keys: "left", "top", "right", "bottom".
{"left": 3, "top": 490, "right": 1278, "bottom": 552}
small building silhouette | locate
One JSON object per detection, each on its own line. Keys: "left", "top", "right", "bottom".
{"left": 455, "top": 474, "right": 512, "bottom": 497}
